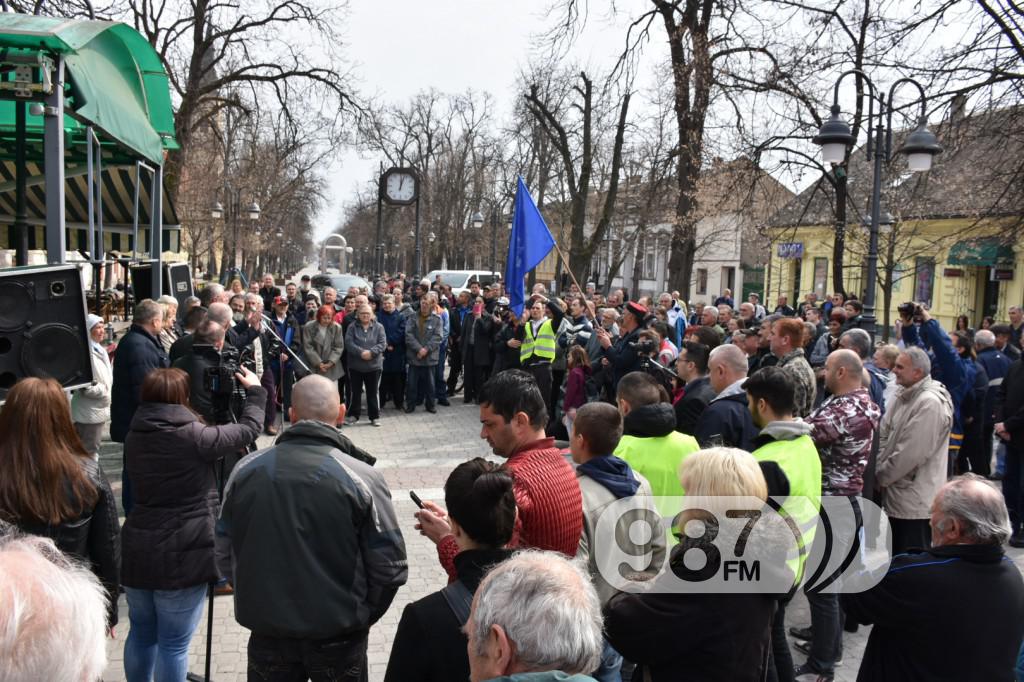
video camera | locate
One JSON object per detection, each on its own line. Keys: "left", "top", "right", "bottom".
{"left": 196, "top": 344, "right": 257, "bottom": 423}
{"left": 897, "top": 302, "right": 925, "bottom": 323}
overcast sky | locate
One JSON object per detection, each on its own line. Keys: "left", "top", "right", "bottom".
{"left": 314, "top": 0, "right": 649, "bottom": 238}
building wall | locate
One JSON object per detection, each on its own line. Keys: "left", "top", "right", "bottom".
{"left": 765, "top": 218, "right": 1024, "bottom": 334}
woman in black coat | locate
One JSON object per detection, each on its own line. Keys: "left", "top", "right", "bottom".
{"left": 0, "top": 377, "right": 121, "bottom": 630}
{"left": 384, "top": 458, "right": 516, "bottom": 682}
{"left": 121, "top": 366, "right": 265, "bottom": 682}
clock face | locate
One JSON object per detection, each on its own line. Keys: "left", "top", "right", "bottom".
{"left": 384, "top": 171, "right": 417, "bottom": 204}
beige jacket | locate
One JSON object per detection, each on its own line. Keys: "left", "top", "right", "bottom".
{"left": 876, "top": 376, "right": 953, "bottom": 519}
{"left": 576, "top": 467, "right": 666, "bottom": 606}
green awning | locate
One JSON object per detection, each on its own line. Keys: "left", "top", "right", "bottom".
{"left": 947, "top": 237, "right": 1016, "bottom": 267}
{"left": 0, "top": 15, "right": 178, "bottom": 165}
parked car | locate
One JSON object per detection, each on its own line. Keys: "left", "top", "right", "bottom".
{"left": 311, "top": 273, "right": 370, "bottom": 297}
{"left": 425, "top": 270, "right": 501, "bottom": 296}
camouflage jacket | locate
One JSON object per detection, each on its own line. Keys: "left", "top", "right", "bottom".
{"left": 807, "top": 388, "right": 882, "bottom": 496}
{"left": 778, "top": 349, "right": 817, "bottom": 418}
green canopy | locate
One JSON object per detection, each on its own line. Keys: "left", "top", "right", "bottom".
{"left": 947, "top": 237, "right": 1016, "bottom": 267}
{"left": 0, "top": 14, "right": 178, "bottom": 165}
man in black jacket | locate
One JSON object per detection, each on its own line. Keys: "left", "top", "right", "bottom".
{"left": 843, "top": 475, "right": 1024, "bottom": 681}
{"left": 219, "top": 374, "right": 408, "bottom": 680}
{"left": 111, "top": 298, "right": 169, "bottom": 514}
{"left": 674, "top": 341, "right": 715, "bottom": 436}
{"left": 996, "top": 357, "right": 1024, "bottom": 547}
{"left": 694, "top": 344, "right": 759, "bottom": 450}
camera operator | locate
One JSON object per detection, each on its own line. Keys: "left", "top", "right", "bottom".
{"left": 597, "top": 301, "right": 649, "bottom": 393}
{"left": 633, "top": 328, "right": 676, "bottom": 397}
{"left": 173, "top": 319, "right": 225, "bottom": 423}
{"left": 491, "top": 297, "right": 522, "bottom": 374}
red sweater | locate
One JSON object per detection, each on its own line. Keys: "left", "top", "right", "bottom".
{"left": 437, "top": 437, "right": 583, "bottom": 579}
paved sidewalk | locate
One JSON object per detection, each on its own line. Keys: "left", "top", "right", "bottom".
{"left": 99, "top": 399, "right": 1024, "bottom": 681}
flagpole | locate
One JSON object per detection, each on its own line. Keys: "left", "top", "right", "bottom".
{"left": 550, "top": 240, "right": 584, "bottom": 296}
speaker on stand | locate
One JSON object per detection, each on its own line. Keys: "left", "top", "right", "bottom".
{"left": 0, "top": 265, "right": 93, "bottom": 400}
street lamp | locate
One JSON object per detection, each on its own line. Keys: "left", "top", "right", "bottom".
{"left": 470, "top": 211, "right": 484, "bottom": 230}
{"left": 210, "top": 190, "right": 260, "bottom": 274}
{"left": 813, "top": 70, "right": 942, "bottom": 340}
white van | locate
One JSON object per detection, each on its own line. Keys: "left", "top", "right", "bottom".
{"left": 425, "top": 270, "right": 501, "bottom": 296}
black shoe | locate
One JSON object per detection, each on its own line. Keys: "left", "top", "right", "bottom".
{"left": 426, "top": 405, "right": 437, "bottom": 413}
{"left": 789, "top": 626, "right": 813, "bottom": 641}
{"left": 793, "top": 662, "right": 833, "bottom": 681}
{"left": 843, "top": 621, "right": 859, "bottom": 634}
{"left": 1010, "top": 531, "right": 1024, "bottom": 548}
{"left": 404, "top": 407, "right": 415, "bottom": 414}
{"left": 438, "top": 398, "right": 450, "bottom": 406}
{"left": 793, "top": 642, "right": 843, "bottom": 668}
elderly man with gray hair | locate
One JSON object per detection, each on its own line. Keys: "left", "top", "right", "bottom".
{"left": 843, "top": 474, "right": 1024, "bottom": 681}
{"left": 975, "top": 329, "right": 1012, "bottom": 479}
{"left": 875, "top": 345, "right": 953, "bottom": 554}
{"left": 111, "top": 298, "right": 170, "bottom": 513}
{"left": 0, "top": 532, "right": 110, "bottom": 682}
{"left": 465, "top": 551, "right": 602, "bottom": 682}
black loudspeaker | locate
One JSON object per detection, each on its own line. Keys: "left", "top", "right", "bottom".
{"left": 165, "top": 262, "right": 194, "bottom": 310}
{"left": 130, "top": 262, "right": 194, "bottom": 312}
{"left": 0, "top": 264, "right": 93, "bottom": 399}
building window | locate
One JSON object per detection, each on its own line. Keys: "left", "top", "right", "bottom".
{"left": 643, "top": 237, "right": 657, "bottom": 279}
{"left": 813, "top": 257, "right": 828, "bottom": 297}
{"left": 723, "top": 266, "right": 736, "bottom": 292}
{"left": 914, "top": 257, "right": 935, "bottom": 306}
{"left": 697, "top": 268, "right": 708, "bottom": 295}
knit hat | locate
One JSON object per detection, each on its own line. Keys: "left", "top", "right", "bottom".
{"left": 86, "top": 313, "right": 104, "bottom": 331}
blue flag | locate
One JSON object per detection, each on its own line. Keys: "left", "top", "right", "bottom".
{"left": 505, "top": 176, "right": 556, "bottom": 315}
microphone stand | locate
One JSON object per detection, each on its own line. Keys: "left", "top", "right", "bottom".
{"left": 260, "top": 313, "right": 312, "bottom": 376}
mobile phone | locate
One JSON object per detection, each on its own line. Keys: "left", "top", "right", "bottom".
{"left": 409, "top": 491, "right": 424, "bottom": 509}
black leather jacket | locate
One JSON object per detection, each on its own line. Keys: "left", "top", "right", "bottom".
{"left": 15, "top": 456, "right": 121, "bottom": 626}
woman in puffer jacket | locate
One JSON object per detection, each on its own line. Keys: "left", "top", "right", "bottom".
{"left": 72, "top": 313, "right": 114, "bottom": 457}
{"left": 120, "top": 366, "right": 265, "bottom": 682}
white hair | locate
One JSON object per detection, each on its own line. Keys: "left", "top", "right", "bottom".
{"left": 901, "top": 346, "right": 932, "bottom": 375}
{"left": 975, "top": 329, "right": 995, "bottom": 349}
{"left": 0, "top": 533, "right": 108, "bottom": 682}
{"left": 934, "top": 474, "right": 1012, "bottom": 545}
{"left": 157, "top": 294, "right": 178, "bottom": 307}
{"left": 468, "top": 551, "right": 603, "bottom": 675}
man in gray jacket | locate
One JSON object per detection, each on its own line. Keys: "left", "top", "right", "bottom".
{"left": 876, "top": 346, "right": 953, "bottom": 554}
{"left": 405, "top": 292, "right": 443, "bottom": 414}
{"left": 219, "top": 375, "right": 408, "bottom": 680}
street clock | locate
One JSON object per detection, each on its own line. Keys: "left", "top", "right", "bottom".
{"left": 380, "top": 167, "right": 419, "bottom": 205}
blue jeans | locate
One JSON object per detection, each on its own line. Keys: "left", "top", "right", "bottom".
{"left": 591, "top": 638, "right": 623, "bottom": 682}
{"left": 124, "top": 584, "right": 208, "bottom": 682}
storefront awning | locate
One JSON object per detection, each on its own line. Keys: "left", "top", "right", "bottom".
{"left": 947, "top": 237, "right": 1015, "bottom": 267}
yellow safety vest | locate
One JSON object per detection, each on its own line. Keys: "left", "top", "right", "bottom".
{"left": 521, "top": 318, "right": 557, "bottom": 363}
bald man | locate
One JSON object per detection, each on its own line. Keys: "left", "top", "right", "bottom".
{"left": 694, "top": 344, "right": 759, "bottom": 449}
{"left": 219, "top": 375, "right": 408, "bottom": 677}
{"left": 795, "top": 349, "right": 882, "bottom": 676}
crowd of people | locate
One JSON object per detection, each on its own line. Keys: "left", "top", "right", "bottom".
{"left": 1, "top": 272, "right": 1024, "bottom": 682}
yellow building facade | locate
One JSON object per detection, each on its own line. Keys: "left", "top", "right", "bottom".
{"left": 766, "top": 218, "right": 1022, "bottom": 335}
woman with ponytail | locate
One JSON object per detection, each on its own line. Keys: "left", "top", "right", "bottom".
{"left": 385, "top": 458, "right": 516, "bottom": 682}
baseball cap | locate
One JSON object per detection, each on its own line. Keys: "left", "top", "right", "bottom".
{"left": 496, "top": 297, "right": 510, "bottom": 306}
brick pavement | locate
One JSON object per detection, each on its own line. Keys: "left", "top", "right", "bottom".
{"left": 98, "top": 398, "right": 1024, "bottom": 681}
